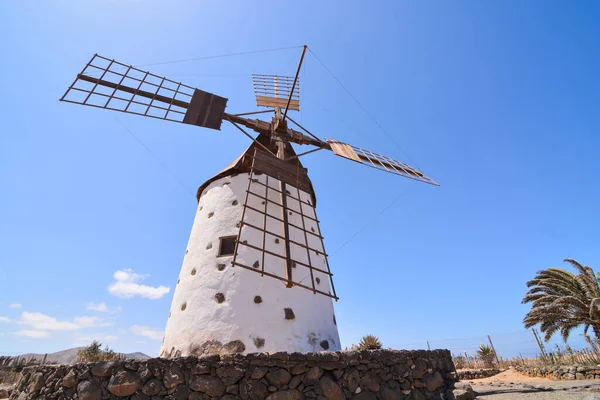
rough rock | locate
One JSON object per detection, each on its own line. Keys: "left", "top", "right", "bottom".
{"left": 266, "top": 389, "right": 305, "bottom": 400}
{"left": 361, "top": 371, "right": 380, "bottom": 392}
{"left": 26, "top": 372, "right": 44, "bottom": 393}
{"left": 452, "top": 388, "right": 475, "bottom": 400}
{"left": 422, "top": 371, "right": 443, "bottom": 392}
{"left": 77, "top": 379, "right": 102, "bottom": 400}
{"left": 142, "top": 378, "right": 164, "bottom": 395}
{"left": 304, "top": 367, "right": 324, "bottom": 385}
{"left": 352, "top": 392, "right": 377, "bottom": 400}
{"left": 108, "top": 370, "right": 142, "bottom": 396}
{"left": 266, "top": 369, "right": 292, "bottom": 387}
{"left": 246, "top": 380, "right": 269, "bottom": 400}
{"left": 320, "top": 375, "right": 345, "bottom": 400}
{"left": 217, "top": 365, "right": 245, "bottom": 385}
{"left": 190, "top": 375, "right": 226, "bottom": 397}
{"left": 62, "top": 369, "right": 77, "bottom": 388}
{"left": 163, "top": 364, "right": 184, "bottom": 388}
{"left": 251, "top": 366, "right": 270, "bottom": 380}
{"left": 91, "top": 361, "right": 115, "bottom": 377}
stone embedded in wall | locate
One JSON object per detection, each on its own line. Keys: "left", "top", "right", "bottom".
{"left": 11, "top": 350, "right": 456, "bottom": 400}
{"left": 214, "top": 293, "right": 225, "bottom": 304}
{"left": 254, "top": 296, "right": 263, "bottom": 304}
{"left": 253, "top": 337, "right": 266, "bottom": 348}
{"left": 191, "top": 268, "right": 197, "bottom": 275}
{"left": 217, "top": 263, "right": 226, "bottom": 271}
{"left": 206, "top": 243, "right": 213, "bottom": 250}
{"left": 284, "top": 308, "right": 295, "bottom": 320}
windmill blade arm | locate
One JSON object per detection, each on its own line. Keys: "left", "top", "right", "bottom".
{"left": 76, "top": 74, "right": 190, "bottom": 109}
{"left": 224, "top": 114, "right": 271, "bottom": 133}
{"left": 325, "top": 138, "right": 438, "bottom": 186}
{"left": 61, "top": 54, "right": 228, "bottom": 130}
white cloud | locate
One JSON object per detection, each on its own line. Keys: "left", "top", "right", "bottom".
{"left": 14, "top": 330, "right": 50, "bottom": 339}
{"left": 0, "top": 316, "right": 11, "bottom": 323}
{"left": 9, "top": 303, "right": 22, "bottom": 309}
{"left": 73, "top": 316, "right": 113, "bottom": 328}
{"left": 108, "top": 269, "right": 170, "bottom": 300}
{"left": 86, "top": 302, "right": 109, "bottom": 312}
{"left": 130, "top": 325, "right": 163, "bottom": 340}
{"left": 17, "top": 312, "right": 112, "bottom": 331}
{"left": 18, "top": 312, "right": 79, "bottom": 331}
{"left": 111, "top": 306, "right": 123, "bottom": 314}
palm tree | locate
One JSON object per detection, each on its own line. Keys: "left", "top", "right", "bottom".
{"left": 522, "top": 259, "right": 600, "bottom": 341}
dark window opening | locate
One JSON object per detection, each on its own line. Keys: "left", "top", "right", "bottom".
{"left": 218, "top": 236, "right": 237, "bottom": 257}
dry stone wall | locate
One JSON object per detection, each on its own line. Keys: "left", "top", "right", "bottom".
{"left": 10, "top": 350, "right": 456, "bottom": 400}
{"left": 455, "top": 369, "right": 502, "bottom": 380}
{"left": 516, "top": 365, "right": 600, "bottom": 380}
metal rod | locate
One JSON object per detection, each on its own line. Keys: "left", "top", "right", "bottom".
{"left": 281, "top": 181, "right": 293, "bottom": 288}
{"left": 284, "top": 147, "right": 323, "bottom": 161}
{"left": 286, "top": 116, "right": 322, "bottom": 142}
{"left": 103, "top": 65, "right": 132, "bottom": 108}
{"left": 231, "top": 261, "right": 337, "bottom": 299}
{"left": 83, "top": 59, "right": 115, "bottom": 105}
{"left": 295, "top": 185, "right": 317, "bottom": 294}
{"left": 228, "top": 121, "right": 277, "bottom": 156}
{"left": 230, "top": 153, "right": 256, "bottom": 271}
{"left": 60, "top": 55, "right": 95, "bottom": 102}
{"left": 235, "top": 240, "right": 331, "bottom": 276}
{"left": 246, "top": 177, "right": 317, "bottom": 211}
{"left": 232, "top": 109, "right": 275, "bottom": 117}
{"left": 244, "top": 190, "right": 321, "bottom": 226}
{"left": 282, "top": 45, "right": 307, "bottom": 121}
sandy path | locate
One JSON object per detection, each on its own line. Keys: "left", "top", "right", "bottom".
{"left": 464, "top": 369, "right": 600, "bottom": 399}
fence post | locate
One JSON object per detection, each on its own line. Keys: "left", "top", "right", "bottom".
{"left": 532, "top": 328, "right": 548, "bottom": 360}
{"left": 487, "top": 335, "right": 501, "bottom": 365}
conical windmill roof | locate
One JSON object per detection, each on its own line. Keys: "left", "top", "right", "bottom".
{"left": 196, "top": 134, "right": 317, "bottom": 206}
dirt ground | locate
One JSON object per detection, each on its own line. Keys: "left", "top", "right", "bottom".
{"left": 466, "top": 368, "right": 600, "bottom": 399}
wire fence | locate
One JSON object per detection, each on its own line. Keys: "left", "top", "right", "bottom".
{"left": 390, "top": 328, "right": 600, "bottom": 368}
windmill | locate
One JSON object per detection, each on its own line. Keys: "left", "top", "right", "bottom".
{"left": 60, "top": 46, "right": 438, "bottom": 357}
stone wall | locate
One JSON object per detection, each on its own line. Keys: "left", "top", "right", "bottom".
{"left": 456, "top": 369, "right": 502, "bottom": 380}
{"left": 516, "top": 365, "right": 600, "bottom": 380}
{"left": 10, "top": 350, "right": 456, "bottom": 399}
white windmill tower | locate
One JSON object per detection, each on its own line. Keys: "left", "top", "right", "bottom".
{"left": 60, "top": 46, "right": 438, "bottom": 356}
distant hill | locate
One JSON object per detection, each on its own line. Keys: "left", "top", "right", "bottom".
{"left": 17, "top": 347, "right": 150, "bottom": 365}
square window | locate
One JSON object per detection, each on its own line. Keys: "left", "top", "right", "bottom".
{"left": 218, "top": 236, "right": 237, "bottom": 257}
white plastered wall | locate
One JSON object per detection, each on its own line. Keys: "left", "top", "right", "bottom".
{"left": 160, "top": 172, "right": 340, "bottom": 357}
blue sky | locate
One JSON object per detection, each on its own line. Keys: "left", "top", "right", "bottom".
{"left": 1, "top": 1, "right": 599, "bottom": 358}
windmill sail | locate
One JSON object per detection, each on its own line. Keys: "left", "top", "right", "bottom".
{"left": 231, "top": 148, "right": 337, "bottom": 300}
{"left": 326, "top": 138, "right": 438, "bottom": 186}
{"left": 60, "top": 54, "right": 228, "bottom": 130}
{"left": 252, "top": 74, "right": 300, "bottom": 111}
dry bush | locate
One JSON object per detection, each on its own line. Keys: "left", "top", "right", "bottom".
{"left": 76, "top": 341, "right": 125, "bottom": 363}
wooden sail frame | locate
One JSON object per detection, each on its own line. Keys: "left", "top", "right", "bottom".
{"left": 231, "top": 149, "right": 337, "bottom": 300}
